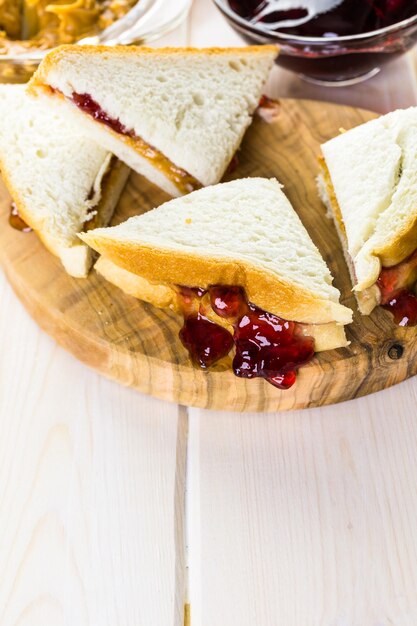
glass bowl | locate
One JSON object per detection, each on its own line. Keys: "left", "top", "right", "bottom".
{"left": 0, "top": 0, "right": 192, "bottom": 84}
{"left": 213, "top": 0, "right": 417, "bottom": 86}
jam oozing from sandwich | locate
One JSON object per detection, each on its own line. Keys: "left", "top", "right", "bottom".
{"left": 256, "top": 95, "right": 281, "bottom": 123}
{"left": 380, "top": 291, "right": 417, "bottom": 327}
{"left": 377, "top": 249, "right": 417, "bottom": 326}
{"left": 70, "top": 92, "right": 202, "bottom": 194}
{"left": 177, "top": 286, "right": 234, "bottom": 367}
{"left": 72, "top": 93, "right": 130, "bottom": 135}
{"left": 177, "top": 285, "right": 315, "bottom": 389}
{"left": 9, "top": 202, "right": 32, "bottom": 232}
{"left": 180, "top": 315, "right": 235, "bottom": 368}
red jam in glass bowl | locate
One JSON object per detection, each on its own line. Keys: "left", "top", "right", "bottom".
{"left": 216, "top": 0, "right": 417, "bottom": 84}
{"left": 228, "top": 0, "right": 417, "bottom": 37}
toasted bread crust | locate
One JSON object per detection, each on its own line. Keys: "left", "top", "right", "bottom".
{"left": 0, "top": 157, "right": 44, "bottom": 236}
{"left": 30, "top": 45, "right": 278, "bottom": 84}
{"left": 95, "top": 255, "right": 176, "bottom": 309}
{"left": 29, "top": 45, "right": 278, "bottom": 105}
{"left": 95, "top": 256, "right": 349, "bottom": 350}
{"left": 319, "top": 121, "right": 417, "bottom": 276}
{"left": 374, "top": 213, "right": 417, "bottom": 267}
{"left": 81, "top": 231, "right": 351, "bottom": 325}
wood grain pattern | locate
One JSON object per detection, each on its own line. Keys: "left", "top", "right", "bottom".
{"left": 1, "top": 99, "right": 417, "bottom": 412}
{"left": 1, "top": 4, "right": 417, "bottom": 625}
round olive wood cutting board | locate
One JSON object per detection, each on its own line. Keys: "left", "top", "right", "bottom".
{"left": 1, "top": 98, "right": 416, "bottom": 412}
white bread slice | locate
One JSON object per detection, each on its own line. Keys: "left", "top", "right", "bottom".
{"left": 28, "top": 45, "right": 277, "bottom": 197}
{"left": 80, "top": 178, "right": 352, "bottom": 329}
{"left": 0, "top": 84, "right": 130, "bottom": 277}
{"left": 95, "top": 256, "right": 349, "bottom": 352}
{"left": 320, "top": 107, "right": 417, "bottom": 296}
{"left": 317, "top": 161, "right": 380, "bottom": 315}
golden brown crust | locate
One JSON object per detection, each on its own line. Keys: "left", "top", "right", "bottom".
{"left": 318, "top": 156, "right": 346, "bottom": 237}
{"left": 2, "top": 165, "right": 67, "bottom": 258}
{"left": 29, "top": 44, "right": 278, "bottom": 103}
{"left": 80, "top": 231, "right": 351, "bottom": 325}
{"left": 31, "top": 44, "right": 278, "bottom": 77}
{"left": 0, "top": 157, "right": 44, "bottom": 235}
{"left": 374, "top": 215, "right": 417, "bottom": 267}
{"left": 95, "top": 255, "right": 176, "bottom": 309}
{"left": 95, "top": 256, "right": 348, "bottom": 351}
{"left": 318, "top": 147, "right": 417, "bottom": 270}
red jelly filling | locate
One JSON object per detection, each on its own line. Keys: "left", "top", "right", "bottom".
{"left": 72, "top": 93, "right": 131, "bottom": 136}
{"left": 377, "top": 249, "right": 417, "bottom": 326}
{"left": 380, "top": 291, "right": 417, "bottom": 327}
{"left": 258, "top": 95, "right": 278, "bottom": 109}
{"left": 177, "top": 286, "right": 233, "bottom": 368}
{"left": 177, "top": 285, "right": 315, "bottom": 390}
{"left": 256, "top": 95, "right": 281, "bottom": 123}
{"left": 9, "top": 202, "right": 32, "bottom": 232}
{"left": 70, "top": 92, "right": 201, "bottom": 194}
{"left": 180, "top": 315, "right": 234, "bottom": 368}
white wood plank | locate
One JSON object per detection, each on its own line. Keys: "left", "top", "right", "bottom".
{"left": 1, "top": 5, "right": 417, "bottom": 626}
{"left": 0, "top": 273, "right": 186, "bottom": 626}
{"left": 0, "top": 15, "right": 192, "bottom": 626}
{"left": 188, "top": 381, "right": 417, "bottom": 626}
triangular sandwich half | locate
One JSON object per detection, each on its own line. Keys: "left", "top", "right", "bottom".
{"left": 27, "top": 45, "right": 277, "bottom": 197}
{"left": 80, "top": 178, "right": 352, "bottom": 389}
{"left": 318, "top": 107, "right": 417, "bottom": 324}
{"left": 0, "top": 84, "right": 129, "bottom": 278}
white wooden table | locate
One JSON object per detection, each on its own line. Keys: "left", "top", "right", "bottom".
{"left": 1, "top": 2, "right": 417, "bottom": 625}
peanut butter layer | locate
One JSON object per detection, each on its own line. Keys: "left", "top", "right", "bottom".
{"left": 69, "top": 91, "right": 203, "bottom": 195}
{"left": 126, "top": 133, "right": 202, "bottom": 195}
{"left": 0, "top": 0, "right": 138, "bottom": 51}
